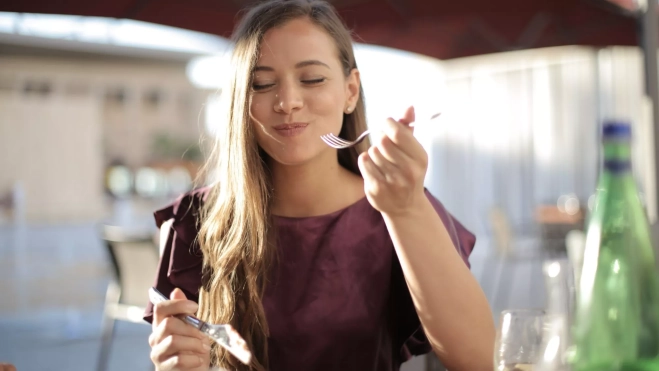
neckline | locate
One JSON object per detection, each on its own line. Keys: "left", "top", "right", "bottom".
{"left": 273, "top": 196, "right": 370, "bottom": 222}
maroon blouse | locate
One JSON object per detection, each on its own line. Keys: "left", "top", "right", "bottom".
{"left": 144, "top": 187, "right": 476, "bottom": 371}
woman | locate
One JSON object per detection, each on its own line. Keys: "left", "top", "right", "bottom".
{"left": 145, "top": 1, "right": 495, "bottom": 370}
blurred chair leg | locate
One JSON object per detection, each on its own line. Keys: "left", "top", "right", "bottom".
{"left": 97, "top": 280, "right": 121, "bottom": 371}
{"left": 497, "top": 258, "right": 517, "bottom": 312}
{"left": 489, "top": 255, "right": 507, "bottom": 314}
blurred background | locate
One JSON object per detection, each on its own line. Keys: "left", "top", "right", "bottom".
{"left": 1, "top": 0, "right": 658, "bottom": 370}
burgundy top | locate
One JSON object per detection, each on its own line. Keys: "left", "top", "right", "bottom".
{"left": 144, "top": 187, "right": 476, "bottom": 371}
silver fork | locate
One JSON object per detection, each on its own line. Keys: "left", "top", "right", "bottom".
{"left": 320, "top": 112, "right": 441, "bottom": 149}
{"left": 148, "top": 287, "right": 253, "bottom": 365}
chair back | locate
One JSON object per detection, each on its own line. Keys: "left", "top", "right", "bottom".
{"left": 489, "top": 206, "right": 513, "bottom": 257}
{"left": 103, "top": 225, "right": 159, "bottom": 307}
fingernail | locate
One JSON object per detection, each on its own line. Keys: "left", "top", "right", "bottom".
{"left": 203, "top": 342, "right": 211, "bottom": 350}
{"left": 169, "top": 288, "right": 181, "bottom": 299}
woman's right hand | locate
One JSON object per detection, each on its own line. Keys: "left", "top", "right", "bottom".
{"left": 149, "top": 288, "right": 212, "bottom": 371}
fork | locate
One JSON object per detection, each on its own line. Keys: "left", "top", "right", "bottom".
{"left": 148, "top": 287, "right": 253, "bottom": 365}
{"left": 320, "top": 112, "right": 441, "bottom": 149}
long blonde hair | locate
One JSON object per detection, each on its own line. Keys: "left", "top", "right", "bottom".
{"left": 197, "top": 1, "right": 369, "bottom": 369}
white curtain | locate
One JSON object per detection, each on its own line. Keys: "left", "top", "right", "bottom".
{"left": 416, "top": 46, "right": 653, "bottom": 240}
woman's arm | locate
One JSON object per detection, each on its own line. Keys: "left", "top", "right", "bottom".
{"left": 357, "top": 106, "right": 495, "bottom": 371}
{"left": 383, "top": 198, "right": 495, "bottom": 371}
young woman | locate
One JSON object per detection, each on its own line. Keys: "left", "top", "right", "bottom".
{"left": 145, "top": 1, "right": 495, "bottom": 370}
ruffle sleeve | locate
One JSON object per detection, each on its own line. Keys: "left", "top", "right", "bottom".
{"left": 143, "top": 187, "right": 210, "bottom": 324}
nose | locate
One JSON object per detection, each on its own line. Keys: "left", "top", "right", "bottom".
{"left": 275, "top": 81, "right": 303, "bottom": 114}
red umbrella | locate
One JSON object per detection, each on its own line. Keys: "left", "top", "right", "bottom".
{"left": 2, "top": 0, "right": 639, "bottom": 60}
{"left": 8, "top": 1, "right": 659, "bottom": 248}
{"left": 602, "top": 0, "right": 638, "bottom": 12}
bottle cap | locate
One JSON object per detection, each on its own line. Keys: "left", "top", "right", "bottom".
{"left": 602, "top": 121, "right": 631, "bottom": 140}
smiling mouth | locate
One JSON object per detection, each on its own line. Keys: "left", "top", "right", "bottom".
{"left": 273, "top": 123, "right": 309, "bottom": 137}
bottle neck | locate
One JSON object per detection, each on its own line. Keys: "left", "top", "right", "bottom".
{"left": 603, "top": 140, "right": 631, "bottom": 173}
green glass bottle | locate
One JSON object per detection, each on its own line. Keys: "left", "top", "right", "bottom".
{"left": 571, "top": 121, "right": 659, "bottom": 371}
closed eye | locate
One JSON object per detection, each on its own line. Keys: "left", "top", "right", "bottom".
{"left": 252, "top": 78, "right": 325, "bottom": 91}
{"left": 252, "top": 83, "right": 275, "bottom": 91}
{"left": 302, "top": 78, "right": 326, "bottom": 85}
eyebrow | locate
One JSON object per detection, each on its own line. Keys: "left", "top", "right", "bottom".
{"left": 253, "top": 59, "right": 330, "bottom": 72}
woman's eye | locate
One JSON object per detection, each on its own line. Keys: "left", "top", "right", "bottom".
{"left": 302, "top": 78, "right": 326, "bottom": 85}
{"left": 252, "top": 83, "right": 274, "bottom": 91}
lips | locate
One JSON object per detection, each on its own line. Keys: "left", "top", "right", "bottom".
{"left": 273, "top": 122, "right": 309, "bottom": 137}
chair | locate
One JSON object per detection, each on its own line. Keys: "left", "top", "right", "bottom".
{"left": 0, "top": 182, "right": 25, "bottom": 225}
{"left": 97, "top": 224, "right": 159, "bottom": 371}
{"left": 481, "top": 206, "right": 550, "bottom": 314}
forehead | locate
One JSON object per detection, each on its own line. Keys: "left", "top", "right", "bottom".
{"left": 257, "top": 18, "right": 340, "bottom": 67}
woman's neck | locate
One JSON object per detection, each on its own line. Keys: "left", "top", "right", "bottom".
{"left": 269, "top": 152, "right": 364, "bottom": 217}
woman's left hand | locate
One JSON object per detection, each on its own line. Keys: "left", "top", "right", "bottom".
{"left": 358, "top": 106, "right": 429, "bottom": 217}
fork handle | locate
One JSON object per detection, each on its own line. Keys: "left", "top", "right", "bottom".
{"left": 148, "top": 287, "right": 205, "bottom": 329}
{"left": 398, "top": 111, "right": 441, "bottom": 127}
{"left": 180, "top": 313, "right": 204, "bottom": 329}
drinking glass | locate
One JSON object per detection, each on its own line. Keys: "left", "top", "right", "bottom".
{"left": 494, "top": 309, "right": 546, "bottom": 371}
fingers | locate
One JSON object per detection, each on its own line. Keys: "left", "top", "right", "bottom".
{"left": 372, "top": 127, "right": 411, "bottom": 166}
{"left": 380, "top": 117, "right": 425, "bottom": 160}
{"left": 367, "top": 146, "right": 399, "bottom": 184}
{"left": 150, "top": 317, "right": 206, "bottom": 347}
{"left": 170, "top": 288, "right": 188, "bottom": 301}
{"left": 0, "top": 363, "right": 16, "bottom": 371}
{"left": 152, "top": 290, "right": 198, "bottom": 330}
{"left": 151, "top": 332, "right": 210, "bottom": 362}
{"left": 149, "top": 315, "right": 211, "bottom": 371}
{"left": 398, "top": 105, "right": 415, "bottom": 126}
{"left": 149, "top": 287, "right": 209, "bottom": 370}
{"left": 361, "top": 117, "right": 428, "bottom": 194}
{"left": 158, "top": 354, "right": 206, "bottom": 370}
{"left": 358, "top": 152, "right": 384, "bottom": 182}
{"left": 371, "top": 116, "right": 426, "bottom": 175}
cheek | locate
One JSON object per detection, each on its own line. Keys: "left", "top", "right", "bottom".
{"left": 250, "top": 98, "right": 269, "bottom": 120}
{"left": 251, "top": 118, "right": 269, "bottom": 147}
{"left": 306, "top": 88, "right": 344, "bottom": 119}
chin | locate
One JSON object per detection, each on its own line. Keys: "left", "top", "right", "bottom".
{"left": 264, "top": 147, "right": 324, "bottom": 167}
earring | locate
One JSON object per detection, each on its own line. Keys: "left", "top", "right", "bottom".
{"left": 345, "top": 106, "right": 353, "bottom": 114}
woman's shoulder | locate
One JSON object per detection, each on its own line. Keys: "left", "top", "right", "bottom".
{"left": 154, "top": 186, "right": 212, "bottom": 229}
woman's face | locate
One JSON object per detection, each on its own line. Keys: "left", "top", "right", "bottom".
{"left": 249, "top": 17, "right": 360, "bottom": 166}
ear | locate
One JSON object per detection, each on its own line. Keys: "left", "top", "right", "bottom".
{"left": 344, "top": 68, "right": 361, "bottom": 113}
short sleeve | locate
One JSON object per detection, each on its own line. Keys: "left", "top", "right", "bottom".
{"left": 143, "top": 187, "right": 210, "bottom": 324}
{"left": 392, "top": 189, "right": 477, "bottom": 362}
{"left": 424, "top": 189, "right": 476, "bottom": 268}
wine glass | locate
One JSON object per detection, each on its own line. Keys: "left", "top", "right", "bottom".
{"left": 494, "top": 309, "right": 546, "bottom": 371}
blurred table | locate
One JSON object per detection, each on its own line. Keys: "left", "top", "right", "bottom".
{"left": 535, "top": 205, "right": 585, "bottom": 254}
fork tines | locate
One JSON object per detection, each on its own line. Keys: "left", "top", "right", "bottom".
{"left": 320, "top": 134, "right": 353, "bottom": 149}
